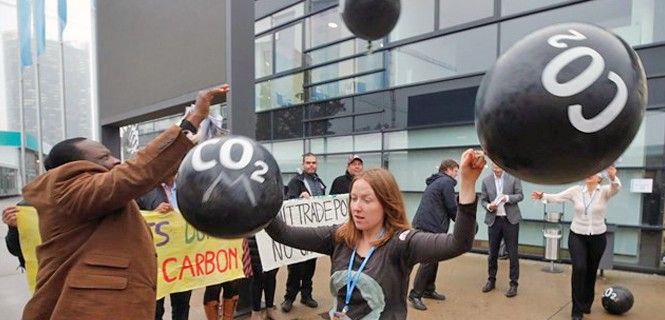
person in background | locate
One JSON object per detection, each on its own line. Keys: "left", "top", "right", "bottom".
{"left": 281, "top": 153, "right": 325, "bottom": 312}
{"left": 408, "top": 159, "right": 459, "bottom": 310}
{"left": 329, "top": 154, "right": 363, "bottom": 195}
{"left": 137, "top": 175, "right": 192, "bottom": 320}
{"left": 532, "top": 166, "right": 619, "bottom": 320}
{"left": 248, "top": 235, "right": 279, "bottom": 320}
{"left": 480, "top": 164, "right": 524, "bottom": 298}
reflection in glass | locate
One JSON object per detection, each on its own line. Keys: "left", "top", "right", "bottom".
{"left": 306, "top": 99, "right": 351, "bottom": 119}
{"left": 255, "top": 73, "right": 305, "bottom": 111}
{"left": 307, "top": 117, "right": 352, "bottom": 137}
{"left": 255, "top": 17, "right": 271, "bottom": 34}
{"left": 273, "top": 107, "right": 304, "bottom": 139}
{"left": 306, "top": 7, "right": 352, "bottom": 49}
{"left": 272, "top": 3, "right": 305, "bottom": 26}
{"left": 390, "top": 25, "right": 497, "bottom": 86}
{"left": 389, "top": 0, "right": 435, "bottom": 42}
{"left": 439, "top": 0, "right": 494, "bottom": 29}
{"left": 499, "top": 0, "right": 665, "bottom": 51}
{"left": 275, "top": 23, "right": 303, "bottom": 73}
{"left": 501, "top": 0, "right": 569, "bottom": 16}
{"left": 354, "top": 113, "right": 384, "bottom": 132}
{"left": 310, "top": 60, "right": 354, "bottom": 84}
{"left": 256, "top": 112, "right": 272, "bottom": 141}
{"left": 355, "top": 72, "right": 385, "bottom": 93}
{"left": 311, "top": 78, "right": 355, "bottom": 101}
{"left": 255, "top": 35, "right": 273, "bottom": 78}
{"left": 307, "top": 38, "right": 385, "bottom": 66}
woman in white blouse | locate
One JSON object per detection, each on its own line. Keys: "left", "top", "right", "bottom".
{"left": 532, "top": 166, "right": 620, "bottom": 320}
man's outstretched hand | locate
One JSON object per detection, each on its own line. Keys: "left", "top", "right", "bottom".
{"left": 186, "top": 84, "right": 230, "bottom": 128}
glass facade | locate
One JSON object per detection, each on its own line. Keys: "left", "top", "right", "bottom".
{"left": 254, "top": 0, "right": 665, "bottom": 272}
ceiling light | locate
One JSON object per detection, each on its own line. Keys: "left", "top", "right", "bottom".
{"left": 328, "top": 22, "right": 338, "bottom": 28}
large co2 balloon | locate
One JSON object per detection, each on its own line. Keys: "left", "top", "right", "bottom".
{"left": 476, "top": 23, "right": 647, "bottom": 184}
{"left": 176, "top": 135, "right": 283, "bottom": 238}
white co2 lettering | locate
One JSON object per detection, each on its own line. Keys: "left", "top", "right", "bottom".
{"left": 603, "top": 287, "right": 617, "bottom": 300}
{"left": 541, "top": 29, "right": 627, "bottom": 133}
{"left": 191, "top": 137, "right": 269, "bottom": 184}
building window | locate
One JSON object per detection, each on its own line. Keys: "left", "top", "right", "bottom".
{"left": 275, "top": 23, "right": 303, "bottom": 73}
{"left": 389, "top": 24, "right": 497, "bottom": 87}
{"left": 389, "top": 0, "right": 435, "bottom": 42}
{"left": 255, "top": 2, "right": 305, "bottom": 34}
{"left": 273, "top": 107, "right": 304, "bottom": 139}
{"left": 307, "top": 38, "right": 384, "bottom": 66}
{"left": 255, "top": 73, "right": 305, "bottom": 111}
{"left": 500, "top": 0, "right": 569, "bottom": 16}
{"left": 499, "top": 0, "right": 665, "bottom": 51}
{"left": 255, "top": 34, "right": 273, "bottom": 79}
{"left": 439, "top": 0, "right": 494, "bottom": 29}
{"left": 305, "top": 7, "right": 352, "bottom": 49}
{"left": 309, "top": 53, "right": 383, "bottom": 85}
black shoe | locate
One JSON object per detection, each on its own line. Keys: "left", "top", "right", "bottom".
{"left": 481, "top": 281, "right": 495, "bottom": 293}
{"left": 505, "top": 285, "right": 517, "bottom": 298}
{"left": 408, "top": 296, "right": 427, "bottom": 310}
{"left": 281, "top": 299, "right": 293, "bottom": 312}
{"left": 300, "top": 297, "right": 318, "bottom": 308}
{"left": 422, "top": 291, "right": 446, "bottom": 301}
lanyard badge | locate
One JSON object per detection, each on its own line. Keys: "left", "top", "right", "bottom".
{"left": 341, "top": 228, "right": 385, "bottom": 317}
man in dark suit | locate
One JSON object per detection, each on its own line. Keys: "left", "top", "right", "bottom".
{"left": 480, "top": 163, "right": 523, "bottom": 298}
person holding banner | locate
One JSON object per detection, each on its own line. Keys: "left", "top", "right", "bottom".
{"left": 281, "top": 152, "right": 325, "bottom": 312}
{"left": 266, "top": 149, "right": 485, "bottom": 319}
{"left": 137, "top": 175, "right": 192, "bottom": 320}
{"left": 3, "top": 203, "right": 27, "bottom": 269}
{"left": 248, "top": 235, "right": 279, "bottom": 320}
{"left": 19, "top": 85, "right": 229, "bottom": 320}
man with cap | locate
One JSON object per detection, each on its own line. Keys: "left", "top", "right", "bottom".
{"left": 329, "top": 154, "right": 363, "bottom": 195}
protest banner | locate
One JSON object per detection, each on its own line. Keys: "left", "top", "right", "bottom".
{"left": 255, "top": 194, "right": 349, "bottom": 271}
{"left": 16, "top": 207, "right": 249, "bottom": 299}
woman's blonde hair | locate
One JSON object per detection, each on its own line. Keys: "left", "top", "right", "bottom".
{"left": 335, "top": 168, "right": 410, "bottom": 248}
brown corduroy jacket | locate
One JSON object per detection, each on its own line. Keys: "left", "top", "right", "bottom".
{"left": 21, "top": 126, "right": 193, "bottom": 320}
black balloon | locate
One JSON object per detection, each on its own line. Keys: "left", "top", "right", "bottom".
{"left": 602, "top": 286, "right": 634, "bottom": 315}
{"left": 342, "top": 0, "right": 401, "bottom": 41}
{"left": 475, "top": 23, "right": 647, "bottom": 184}
{"left": 176, "top": 135, "right": 283, "bottom": 238}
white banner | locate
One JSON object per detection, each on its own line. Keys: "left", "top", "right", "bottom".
{"left": 256, "top": 194, "right": 350, "bottom": 271}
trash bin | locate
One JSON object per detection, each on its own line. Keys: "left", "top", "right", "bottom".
{"left": 542, "top": 203, "right": 564, "bottom": 273}
{"left": 543, "top": 228, "right": 562, "bottom": 261}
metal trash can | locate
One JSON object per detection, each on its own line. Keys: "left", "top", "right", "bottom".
{"left": 543, "top": 228, "right": 562, "bottom": 260}
{"left": 542, "top": 203, "right": 564, "bottom": 273}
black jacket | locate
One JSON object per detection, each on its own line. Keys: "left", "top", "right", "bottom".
{"left": 5, "top": 199, "right": 28, "bottom": 268}
{"left": 412, "top": 173, "right": 458, "bottom": 233}
{"left": 136, "top": 185, "right": 169, "bottom": 211}
{"left": 286, "top": 172, "right": 326, "bottom": 199}
{"left": 329, "top": 171, "right": 353, "bottom": 195}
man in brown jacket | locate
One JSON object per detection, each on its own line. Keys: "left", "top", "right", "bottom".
{"left": 20, "top": 85, "right": 229, "bottom": 320}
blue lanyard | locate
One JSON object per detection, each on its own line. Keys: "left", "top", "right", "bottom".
{"left": 343, "top": 228, "right": 384, "bottom": 314}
